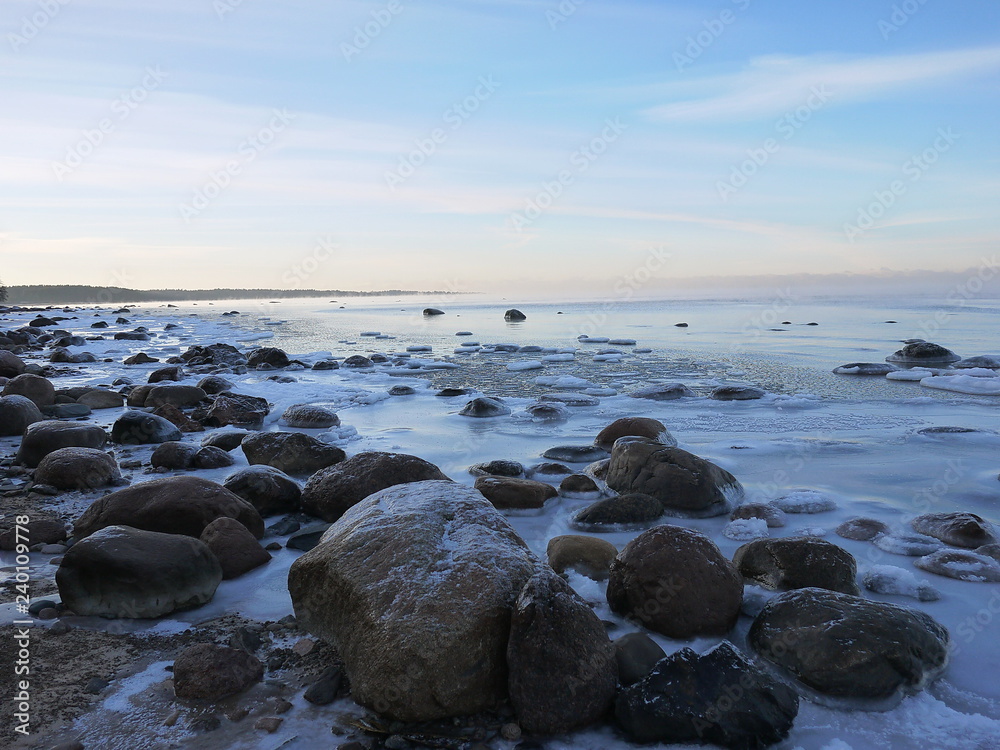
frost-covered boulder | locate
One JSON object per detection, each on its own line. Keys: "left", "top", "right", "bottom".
{"left": 863, "top": 565, "right": 939, "bottom": 602}
{"left": 288, "top": 480, "right": 537, "bottom": 721}
{"left": 833, "top": 362, "right": 897, "bottom": 375}
{"left": 911, "top": 512, "right": 996, "bottom": 549}
{"left": 73, "top": 475, "right": 264, "bottom": 539}
{"left": 507, "top": 569, "right": 617, "bottom": 734}
{"left": 16, "top": 420, "right": 109, "bottom": 467}
{"left": 733, "top": 537, "right": 859, "bottom": 595}
{"left": 605, "top": 438, "right": 741, "bottom": 517}
{"left": 731, "top": 502, "right": 786, "bottom": 528}
{"left": 56, "top": 525, "right": 222, "bottom": 618}
{"left": 300, "top": 451, "right": 448, "bottom": 522}
{"left": 915, "top": 549, "right": 1000, "bottom": 582}
{"left": 607, "top": 525, "right": 742, "bottom": 639}
{"left": 836, "top": 516, "right": 889, "bottom": 541}
{"left": 241, "top": 431, "right": 345, "bottom": 475}
{"left": 749, "top": 587, "right": 950, "bottom": 701}
{"left": 616, "top": 642, "right": 798, "bottom": 748}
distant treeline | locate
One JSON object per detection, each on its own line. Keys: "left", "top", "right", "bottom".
{"left": 7, "top": 286, "right": 460, "bottom": 305}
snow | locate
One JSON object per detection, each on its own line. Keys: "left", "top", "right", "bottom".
{"left": 723, "top": 518, "right": 769, "bottom": 541}
{"left": 921, "top": 371, "right": 1000, "bottom": 396}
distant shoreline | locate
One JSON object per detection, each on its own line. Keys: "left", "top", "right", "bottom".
{"left": 6, "top": 285, "right": 469, "bottom": 305}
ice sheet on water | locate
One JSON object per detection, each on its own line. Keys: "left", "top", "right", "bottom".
{"left": 535, "top": 374, "right": 594, "bottom": 389}
{"left": 508, "top": 360, "right": 544, "bottom": 371}
{"left": 921, "top": 371, "right": 1000, "bottom": 396}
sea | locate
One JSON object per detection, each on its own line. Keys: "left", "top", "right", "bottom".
{"left": 2, "top": 292, "right": 999, "bottom": 749}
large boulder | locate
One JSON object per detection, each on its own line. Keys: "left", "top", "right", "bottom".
{"left": 16, "top": 420, "right": 109, "bottom": 468}
{"left": 605, "top": 438, "right": 741, "bottom": 517}
{"left": 282, "top": 403, "right": 340, "bottom": 429}
{"left": 911, "top": 512, "right": 996, "bottom": 548}
{"left": 173, "top": 643, "right": 263, "bottom": 700}
{"left": 288, "top": 480, "right": 537, "bottom": 721}
{"left": 143, "top": 384, "right": 207, "bottom": 409}
{"left": 247, "top": 347, "right": 290, "bottom": 369}
{"left": 199, "top": 517, "right": 270, "bottom": 579}
{"left": 0, "top": 518, "right": 68, "bottom": 551}
{"left": 474, "top": 476, "right": 558, "bottom": 510}
{"left": 300, "top": 451, "right": 448, "bottom": 522}
{"left": 571, "top": 493, "right": 664, "bottom": 529}
{"left": 504, "top": 308, "right": 526, "bottom": 321}
{"left": 181, "top": 343, "right": 247, "bottom": 368}
{"left": 607, "top": 525, "right": 742, "bottom": 639}
{"left": 2, "top": 373, "right": 55, "bottom": 407}
{"left": 748, "top": 587, "right": 950, "bottom": 701}
{"left": 0, "top": 350, "right": 26, "bottom": 378}
{"left": 595, "top": 417, "right": 674, "bottom": 451}
{"left": 204, "top": 392, "right": 270, "bottom": 428}
{"left": 56, "top": 525, "right": 222, "bottom": 618}
{"left": 0, "top": 395, "right": 43, "bottom": 436}
{"left": 241, "top": 431, "right": 346, "bottom": 475}
{"left": 223, "top": 465, "right": 301, "bottom": 516}
{"left": 73, "top": 475, "right": 264, "bottom": 539}
{"left": 507, "top": 569, "right": 617, "bottom": 734}
{"left": 732, "top": 537, "right": 860, "bottom": 595}
{"left": 615, "top": 642, "right": 798, "bottom": 748}
{"left": 77, "top": 389, "right": 125, "bottom": 410}
{"left": 110, "top": 411, "right": 183, "bottom": 445}
{"left": 34, "top": 447, "right": 121, "bottom": 490}
{"left": 546, "top": 534, "right": 618, "bottom": 581}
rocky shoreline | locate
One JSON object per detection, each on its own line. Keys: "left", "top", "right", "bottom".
{"left": 0, "top": 303, "right": 998, "bottom": 749}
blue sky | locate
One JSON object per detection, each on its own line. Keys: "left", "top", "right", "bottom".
{"left": 1, "top": 0, "right": 998, "bottom": 295}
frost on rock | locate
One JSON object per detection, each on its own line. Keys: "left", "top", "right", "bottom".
{"left": 723, "top": 518, "right": 769, "bottom": 541}
{"left": 863, "top": 565, "right": 940, "bottom": 602}
{"left": 771, "top": 490, "right": 838, "bottom": 514}
{"left": 914, "top": 549, "right": 1000, "bottom": 583}
{"left": 874, "top": 532, "right": 943, "bottom": 557}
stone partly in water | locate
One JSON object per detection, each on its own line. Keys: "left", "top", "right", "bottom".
{"left": 615, "top": 642, "right": 798, "bottom": 749}
{"left": 0, "top": 394, "right": 44, "bottom": 436}
{"left": 469, "top": 459, "right": 525, "bottom": 478}
{"left": 710, "top": 385, "right": 765, "bottom": 401}
{"left": 2, "top": 373, "right": 56, "bottom": 407}
{"left": 629, "top": 383, "right": 694, "bottom": 401}
{"left": 542, "top": 444, "right": 609, "bottom": 463}
{"left": 223, "top": 465, "right": 302, "bottom": 517}
{"left": 886, "top": 342, "right": 961, "bottom": 364}
{"left": 733, "top": 537, "right": 860, "bottom": 595}
{"left": 241, "top": 431, "right": 346, "bottom": 475}
{"left": 594, "top": 417, "right": 674, "bottom": 451}
{"left": 459, "top": 397, "right": 510, "bottom": 418}
{"left": 282, "top": 403, "right": 340, "bottom": 429}
{"left": 34, "top": 447, "right": 122, "bottom": 490}
{"left": 613, "top": 632, "right": 666, "bottom": 687}
{"left": 605, "top": 438, "right": 742, "bottom": 517}
{"left": 300, "top": 451, "right": 449, "bottom": 522}
{"left": 110, "top": 411, "right": 182, "bottom": 445}
{"left": 832, "top": 363, "right": 897, "bottom": 376}
{"left": 56, "top": 525, "right": 223, "bottom": 618}
{"left": 143, "top": 384, "right": 207, "bottom": 409}
{"left": 16, "top": 420, "right": 109, "bottom": 467}
{"left": 199, "top": 517, "right": 271, "bottom": 579}
{"left": 173, "top": 643, "right": 264, "bottom": 701}
{"left": 507, "top": 569, "right": 618, "bottom": 735}
{"left": 474, "top": 476, "right": 558, "bottom": 510}
{"left": 288, "top": 480, "right": 537, "bottom": 722}
{"left": 607, "top": 525, "right": 743, "bottom": 639}
{"left": 546, "top": 534, "right": 618, "bottom": 581}
{"left": 205, "top": 392, "right": 271, "bottom": 428}
{"left": 504, "top": 309, "right": 527, "bottom": 321}
{"left": 748, "top": 587, "right": 950, "bottom": 702}
{"left": 914, "top": 549, "right": 1000, "bottom": 582}
{"left": 731, "top": 503, "right": 787, "bottom": 528}
{"left": 73, "top": 475, "right": 264, "bottom": 539}
{"left": 910, "top": 512, "right": 996, "bottom": 549}
{"left": 571, "top": 493, "right": 664, "bottom": 529}
{"left": 836, "top": 517, "right": 890, "bottom": 542}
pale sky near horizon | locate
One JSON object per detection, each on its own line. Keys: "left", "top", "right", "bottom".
{"left": 1, "top": 0, "right": 998, "bottom": 296}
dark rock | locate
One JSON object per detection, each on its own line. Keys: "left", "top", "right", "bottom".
{"left": 711, "top": 385, "right": 765, "bottom": 401}
{"left": 0, "top": 394, "right": 44, "bottom": 436}
{"left": 202, "top": 429, "right": 250, "bottom": 451}
{"left": 56, "top": 525, "right": 222, "bottom": 618}
{"left": 241, "top": 432, "right": 345, "bottom": 475}
{"left": 749, "top": 587, "right": 950, "bottom": 701}
{"left": 200, "top": 517, "right": 271, "bottom": 579}
{"left": 34, "top": 447, "right": 121, "bottom": 490}
{"left": 150, "top": 441, "right": 200, "bottom": 470}
{"left": 303, "top": 666, "right": 342, "bottom": 705}
{"left": 342, "top": 355, "right": 372, "bottom": 368}
{"left": 173, "top": 643, "right": 263, "bottom": 700}
{"left": 504, "top": 309, "right": 527, "bottom": 321}
{"left": 285, "top": 522, "right": 332, "bottom": 551}
{"left": 196, "top": 375, "right": 234, "bottom": 395}
{"left": 436, "top": 387, "right": 470, "bottom": 397}
{"left": 546, "top": 534, "right": 617, "bottom": 580}
{"left": 181, "top": 343, "right": 247, "bottom": 368}
{"left": 542, "top": 445, "right": 609, "bottom": 463}
{"left": 205, "top": 392, "right": 270, "bottom": 428}
{"left": 16, "top": 420, "right": 108, "bottom": 467}
{"left": 282, "top": 403, "right": 340, "bottom": 429}
{"left": 300, "top": 451, "right": 448, "bottom": 522}
{"left": 629, "top": 383, "right": 694, "bottom": 401}
{"left": 247, "top": 347, "right": 291, "bottom": 369}
{"left": 41, "top": 403, "right": 92, "bottom": 419}
{"left": 911, "top": 512, "right": 996, "bottom": 548}
{"left": 833, "top": 362, "right": 897, "bottom": 376}
{"left": 474, "top": 476, "right": 557, "bottom": 510}
{"left": 886, "top": 342, "right": 961, "bottom": 364}
{"left": 111, "top": 411, "right": 183, "bottom": 445}
{"left": 143, "top": 384, "right": 207, "bottom": 409}
{"left": 73, "top": 475, "right": 264, "bottom": 539}
{"left": 224, "top": 465, "right": 301, "bottom": 516}
{"left": 77, "top": 389, "right": 125, "bottom": 410}
{"left": 0, "top": 350, "right": 27, "bottom": 377}
{"left": 572, "top": 493, "right": 664, "bottom": 528}
{"left": 2, "top": 373, "right": 56, "bottom": 407}
{"left": 733, "top": 537, "right": 860, "bottom": 595}
{"left": 605, "top": 438, "right": 741, "bottom": 517}
{"left": 836, "top": 517, "right": 890, "bottom": 541}
{"left": 423, "top": 308, "right": 445, "bottom": 316}
{"left": 123, "top": 352, "right": 159, "bottom": 365}
{"left": 153, "top": 403, "right": 206, "bottom": 432}
{"left": 731, "top": 503, "right": 786, "bottom": 528}
{"left": 559, "top": 473, "right": 599, "bottom": 496}
{"left": 595, "top": 417, "right": 672, "bottom": 451}
{"left": 0, "top": 519, "right": 67, "bottom": 551}
{"left": 616, "top": 642, "right": 798, "bottom": 748}
{"left": 613, "top": 632, "right": 666, "bottom": 687}
{"left": 469, "top": 459, "right": 525, "bottom": 478}
{"left": 148, "top": 366, "right": 182, "bottom": 383}
{"left": 194, "top": 446, "right": 235, "bottom": 469}
{"left": 388, "top": 384, "right": 415, "bottom": 396}
{"left": 607, "top": 524, "right": 742, "bottom": 639}
{"left": 459, "top": 397, "right": 510, "bottom": 418}
{"left": 507, "top": 569, "right": 617, "bottom": 734}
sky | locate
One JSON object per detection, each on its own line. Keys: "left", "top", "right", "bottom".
{"left": 1, "top": 0, "right": 999, "bottom": 297}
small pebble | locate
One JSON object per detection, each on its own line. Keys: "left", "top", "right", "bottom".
{"left": 501, "top": 723, "right": 523, "bottom": 741}
{"left": 163, "top": 709, "right": 181, "bottom": 727}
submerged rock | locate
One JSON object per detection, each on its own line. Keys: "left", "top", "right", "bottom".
{"left": 749, "top": 587, "right": 950, "bottom": 701}
{"left": 459, "top": 397, "right": 510, "bottom": 418}
{"left": 288, "top": 480, "right": 536, "bottom": 722}
{"left": 607, "top": 524, "right": 743, "bottom": 639}
{"left": 615, "top": 642, "right": 798, "bottom": 749}
{"left": 504, "top": 308, "right": 527, "bottom": 321}
{"left": 886, "top": 342, "right": 961, "bottom": 364}
{"left": 833, "top": 362, "right": 897, "bottom": 375}
{"left": 711, "top": 385, "right": 765, "bottom": 401}
{"left": 57, "top": 525, "right": 222, "bottom": 618}
{"left": 507, "top": 569, "right": 617, "bottom": 735}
